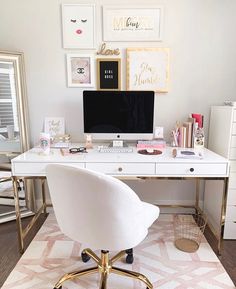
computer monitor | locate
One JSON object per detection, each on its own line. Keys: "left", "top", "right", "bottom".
{"left": 83, "top": 90, "right": 155, "bottom": 141}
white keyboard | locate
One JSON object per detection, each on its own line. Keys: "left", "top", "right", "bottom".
{"left": 51, "top": 142, "right": 70, "bottom": 148}
{"left": 98, "top": 147, "right": 133, "bottom": 153}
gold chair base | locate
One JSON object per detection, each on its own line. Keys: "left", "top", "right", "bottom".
{"left": 53, "top": 248, "right": 153, "bottom": 289}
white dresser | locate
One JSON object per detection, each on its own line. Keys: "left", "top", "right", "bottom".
{"left": 208, "top": 105, "right": 236, "bottom": 239}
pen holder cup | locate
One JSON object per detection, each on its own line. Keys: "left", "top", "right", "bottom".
{"left": 174, "top": 213, "right": 207, "bottom": 253}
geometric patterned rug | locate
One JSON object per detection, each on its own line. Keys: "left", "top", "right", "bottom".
{"left": 2, "top": 212, "right": 235, "bottom": 289}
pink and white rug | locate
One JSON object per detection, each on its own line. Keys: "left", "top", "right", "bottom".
{"left": 2, "top": 212, "right": 235, "bottom": 289}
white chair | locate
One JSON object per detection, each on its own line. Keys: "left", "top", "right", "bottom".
{"left": 46, "top": 164, "right": 159, "bottom": 289}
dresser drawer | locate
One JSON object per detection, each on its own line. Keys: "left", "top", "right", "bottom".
{"left": 229, "top": 148, "right": 236, "bottom": 159}
{"left": 86, "top": 162, "right": 155, "bottom": 175}
{"left": 156, "top": 163, "right": 227, "bottom": 176}
{"left": 230, "top": 161, "right": 236, "bottom": 172}
{"left": 224, "top": 222, "right": 236, "bottom": 239}
{"left": 13, "top": 162, "right": 85, "bottom": 176}
{"left": 228, "top": 172, "right": 236, "bottom": 188}
{"left": 232, "top": 123, "right": 236, "bottom": 135}
{"left": 227, "top": 189, "right": 236, "bottom": 205}
{"left": 233, "top": 110, "right": 236, "bottom": 122}
{"left": 231, "top": 136, "right": 236, "bottom": 147}
{"left": 225, "top": 205, "right": 236, "bottom": 222}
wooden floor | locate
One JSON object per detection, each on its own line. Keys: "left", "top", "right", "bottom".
{"left": 0, "top": 213, "right": 48, "bottom": 288}
{"left": 204, "top": 224, "right": 236, "bottom": 286}
{"left": 0, "top": 215, "right": 236, "bottom": 288}
{"left": 0, "top": 204, "right": 15, "bottom": 214}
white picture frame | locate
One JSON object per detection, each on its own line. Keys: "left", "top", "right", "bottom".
{"left": 44, "top": 117, "right": 65, "bottom": 137}
{"left": 102, "top": 6, "right": 163, "bottom": 42}
{"left": 61, "top": 4, "right": 95, "bottom": 49}
{"left": 66, "top": 54, "right": 95, "bottom": 87}
{"left": 126, "top": 48, "right": 170, "bottom": 92}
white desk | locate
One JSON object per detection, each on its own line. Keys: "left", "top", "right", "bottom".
{"left": 11, "top": 146, "right": 229, "bottom": 253}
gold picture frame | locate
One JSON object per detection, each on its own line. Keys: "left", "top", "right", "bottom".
{"left": 97, "top": 58, "right": 121, "bottom": 90}
{"left": 126, "top": 47, "right": 170, "bottom": 92}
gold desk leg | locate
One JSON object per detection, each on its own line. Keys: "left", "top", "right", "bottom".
{"left": 13, "top": 176, "right": 24, "bottom": 253}
{"left": 13, "top": 176, "right": 48, "bottom": 254}
{"left": 41, "top": 178, "right": 47, "bottom": 214}
{"left": 195, "top": 178, "right": 200, "bottom": 213}
{"left": 218, "top": 177, "right": 229, "bottom": 255}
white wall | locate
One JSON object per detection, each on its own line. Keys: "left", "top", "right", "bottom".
{"left": 1, "top": 0, "right": 236, "bottom": 205}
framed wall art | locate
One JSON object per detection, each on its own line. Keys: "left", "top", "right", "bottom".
{"left": 102, "top": 6, "right": 163, "bottom": 42}
{"left": 66, "top": 54, "right": 95, "bottom": 87}
{"left": 126, "top": 48, "right": 170, "bottom": 92}
{"left": 61, "top": 4, "right": 95, "bottom": 48}
{"left": 44, "top": 117, "right": 65, "bottom": 137}
{"left": 97, "top": 58, "right": 121, "bottom": 90}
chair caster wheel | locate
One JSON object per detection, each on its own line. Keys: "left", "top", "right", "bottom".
{"left": 81, "top": 252, "right": 91, "bottom": 262}
{"left": 125, "top": 248, "right": 134, "bottom": 264}
{"left": 126, "top": 254, "right": 134, "bottom": 264}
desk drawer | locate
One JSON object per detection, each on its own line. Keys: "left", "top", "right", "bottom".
{"left": 156, "top": 163, "right": 227, "bottom": 176}
{"left": 13, "top": 162, "right": 85, "bottom": 176}
{"left": 86, "top": 162, "right": 155, "bottom": 175}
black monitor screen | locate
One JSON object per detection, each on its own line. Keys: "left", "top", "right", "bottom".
{"left": 83, "top": 90, "right": 154, "bottom": 135}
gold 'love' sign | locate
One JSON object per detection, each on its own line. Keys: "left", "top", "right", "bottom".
{"left": 97, "top": 43, "right": 120, "bottom": 56}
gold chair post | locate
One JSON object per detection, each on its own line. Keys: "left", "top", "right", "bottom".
{"left": 99, "top": 272, "right": 108, "bottom": 289}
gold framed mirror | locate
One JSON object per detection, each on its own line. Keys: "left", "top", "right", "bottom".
{"left": 0, "top": 50, "right": 32, "bottom": 222}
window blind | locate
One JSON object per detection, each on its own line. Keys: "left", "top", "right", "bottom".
{"left": 0, "top": 67, "right": 19, "bottom": 133}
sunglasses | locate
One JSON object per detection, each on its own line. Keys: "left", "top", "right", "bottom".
{"left": 69, "top": 147, "right": 87, "bottom": 154}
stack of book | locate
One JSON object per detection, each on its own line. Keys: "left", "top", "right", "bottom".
{"left": 137, "top": 140, "right": 166, "bottom": 150}
{"left": 172, "top": 113, "right": 204, "bottom": 148}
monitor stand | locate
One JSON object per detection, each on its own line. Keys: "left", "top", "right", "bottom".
{"left": 108, "top": 140, "right": 128, "bottom": 148}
